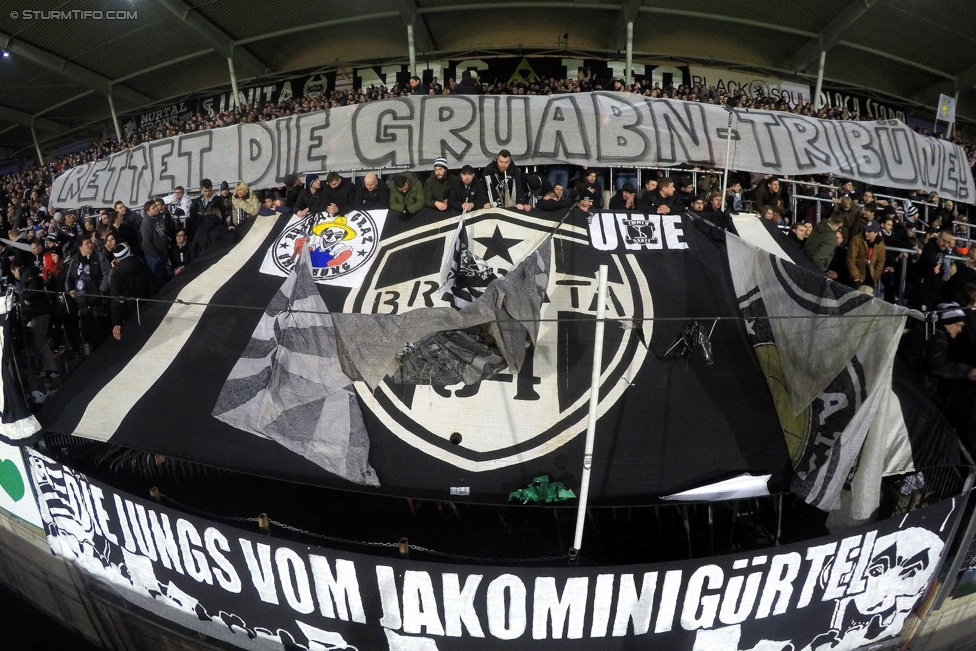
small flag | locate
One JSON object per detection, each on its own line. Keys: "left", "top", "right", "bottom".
{"left": 937, "top": 94, "right": 956, "bottom": 123}
{"left": 437, "top": 218, "right": 497, "bottom": 309}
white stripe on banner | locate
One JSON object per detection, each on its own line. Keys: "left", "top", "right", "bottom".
{"left": 731, "top": 215, "right": 791, "bottom": 262}
{"left": 72, "top": 215, "right": 280, "bottom": 442}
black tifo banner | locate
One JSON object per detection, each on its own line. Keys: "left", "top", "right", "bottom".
{"left": 52, "top": 92, "right": 975, "bottom": 210}
{"left": 26, "top": 449, "right": 963, "bottom": 651}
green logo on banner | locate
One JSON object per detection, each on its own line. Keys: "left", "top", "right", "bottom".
{"left": 0, "top": 458, "right": 25, "bottom": 502}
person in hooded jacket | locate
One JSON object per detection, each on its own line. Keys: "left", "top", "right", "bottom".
{"left": 452, "top": 69, "right": 482, "bottom": 95}
{"left": 231, "top": 181, "right": 260, "bottom": 226}
{"left": 108, "top": 243, "right": 153, "bottom": 341}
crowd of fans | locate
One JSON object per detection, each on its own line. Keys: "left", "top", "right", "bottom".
{"left": 0, "top": 73, "right": 975, "bottom": 446}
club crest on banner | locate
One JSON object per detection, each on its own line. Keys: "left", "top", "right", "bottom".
{"left": 344, "top": 209, "right": 652, "bottom": 472}
{"left": 260, "top": 210, "right": 386, "bottom": 287}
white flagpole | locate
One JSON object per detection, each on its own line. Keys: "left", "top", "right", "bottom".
{"left": 720, "top": 107, "right": 735, "bottom": 212}
{"left": 570, "top": 264, "right": 608, "bottom": 558}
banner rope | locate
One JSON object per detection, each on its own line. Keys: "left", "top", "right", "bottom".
{"left": 12, "top": 287, "right": 945, "bottom": 323}
{"left": 158, "top": 492, "right": 569, "bottom": 563}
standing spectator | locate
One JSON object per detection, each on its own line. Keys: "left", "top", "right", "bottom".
{"left": 108, "top": 244, "right": 152, "bottom": 341}
{"left": 139, "top": 199, "right": 170, "bottom": 292}
{"left": 114, "top": 201, "right": 143, "bottom": 257}
{"left": 161, "top": 186, "right": 192, "bottom": 220}
{"left": 482, "top": 150, "right": 528, "bottom": 210}
{"left": 231, "top": 182, "right": 259, "bottom": 226}
{"left": 190, "top": 179, "right": 220, "bottom": 232}
{"left": 832, "top": 196, "right": 861, "bottom": 240}
{"left": 753, "top": 178, "right": 789, "bottom": 222}
{"left": 388, "top": 172, "right": 425, "bottom": 219}
{"left": 65, "top": 236, "right": 110, "bottom": 351}
{"left": 804, "top": 212, "right": 845, "bottom": 272}
{"left": 218, "top": 181, "right": 234, "bottom": 215}
{"left": 11, "top": 260, "right": 58, "bottom": 379}
{"left": 913, "top": 229, "right": 956, "bottom": 309}
{"left": 408, "top": 75, "right": 428, "bottom": 95}
{"left": 847, "top": 219, "right": 885, "bottom": 294}
{"left": 170, "top": 229, "right": 193, "bottom": 275}
{"left": 453, "top": 69, "right": 482, "bottom": 95}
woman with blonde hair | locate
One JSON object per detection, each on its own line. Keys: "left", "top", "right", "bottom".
{"left": 231, "top": 181, "right": 260, "bottom": 225}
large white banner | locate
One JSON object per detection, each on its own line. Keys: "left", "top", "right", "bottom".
{"left": 51, "top": 93, "right": 975, "bottom": 209}
{"left": 688, "top": 66, "right": 812, "bottom": 107}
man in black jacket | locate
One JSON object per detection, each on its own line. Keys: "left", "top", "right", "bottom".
{"left": 482, "top": 150, "right": 529, "bottom": 210}
{"left": 11, "top": 260, "right": 59, "bottom": 378}
{"left": 448, "top": 165, "right": 488, "bottom": 211}
{"left": 912, "top": 229, "right": 955, "bottom": 310}
{"left": 108, "top": 243, "right": 153, "bottom": 341}
{"left": 608, "top": 183, "right": 637, "bottom": 210}
{"left": 66, "top": 236, "right": 110, "bottom": 350}
{"left": 639, "top": 177, "right": 683, "bottom": 214}
{"left": 452, "top": 70, "right": 482, "bottom": 95}
{"left": 322, "top": 172, "right": 355, "bottom": 215}
{"left": 189, "top": 180, "right": 220, "bottom": 235}
{"left": 353, "top": 174, "right": 390, "bottom": 210}
{"left": 408, "top": 75, "right": 428, "bottom": 95}
{"left": 140, "top": 199, "right": 170, "bottom": 293}
{"left": 294, "top": 174, "right": 330, "bottom": 216}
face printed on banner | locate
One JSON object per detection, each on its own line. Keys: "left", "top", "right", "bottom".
{"left": 822, "top": 527, "right": 943, "bottom": 651}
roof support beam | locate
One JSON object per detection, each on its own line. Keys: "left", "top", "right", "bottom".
{"left": 916, "top": 63, "right": 976, "bottom": 104}
{"left": 393, "top": 0, "right": 436, "bottom": 53}
{"left": 0, "top": 31, "right": 149, "bottom": 106}
{"left": 783, "top": 0, "right": 880, "bottom": 72}
{"left": 150, "top": 0, "right": 270, "bottom": 78}
{"left": 0, "top": 105, "right": 67, "bottom": 134}
{"left": 609, "top": 0, "right": 643, "bottom": 51}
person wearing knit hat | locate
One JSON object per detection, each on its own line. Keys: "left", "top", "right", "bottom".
{"left": 424, "top": 158, "right": 452, "bottom": 211}
{"left": 112, "top": 243, "right": 131, "bottom": 261}
{"left": 898, "top": 302, "right": 976, "bottom": 412}
{"left": 108, "top": 242, "right": 153, "bottom": 341}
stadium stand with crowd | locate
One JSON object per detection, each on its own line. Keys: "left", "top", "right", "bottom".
{"left": 3, "top": 73, "right": 976, "bottom": 448}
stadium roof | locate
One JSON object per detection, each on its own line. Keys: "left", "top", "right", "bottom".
{"left": 0, "top": 0, "right": 974, "bottom": 160}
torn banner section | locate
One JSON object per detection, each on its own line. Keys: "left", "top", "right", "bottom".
{"left": 332, "top": 236, "right": 551, "bottom": 389}
{"left": 726, "top": 233, "right": 920, "bottom": 520}
{"left": 214, "top": 235, "right": 551, "bottom": 485}
{"left": 212, "top": 247, "right": 379, "bottom": 487}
